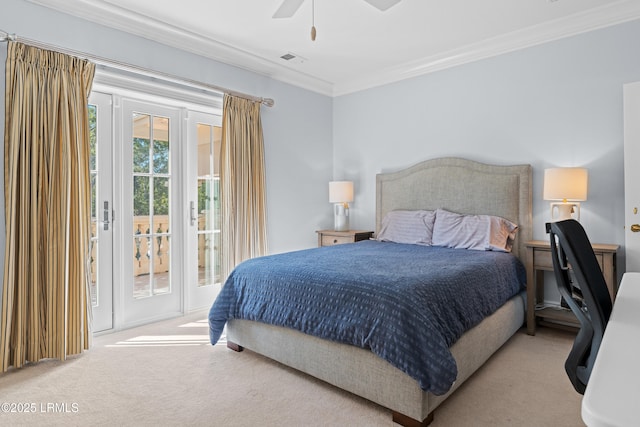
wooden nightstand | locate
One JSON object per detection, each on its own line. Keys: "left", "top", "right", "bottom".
{"left": 316, "top": 230, "right": 374, "bottom": 247}
{"left": 525, "top": 240, "right": 618, "bottom": 335}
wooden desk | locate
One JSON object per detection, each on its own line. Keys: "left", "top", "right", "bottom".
{"left": 582, "top": 272, "right": 640, "bottom": 427}
{"left": 525, "top": 240, "right": 618, "bottom": 335}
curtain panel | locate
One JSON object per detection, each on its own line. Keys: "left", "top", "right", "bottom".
{"left": 1, "top": 41, "right": 95, "bottom": 372}
{"left": 220, "top": 94, "right": 268, "bottom": 282}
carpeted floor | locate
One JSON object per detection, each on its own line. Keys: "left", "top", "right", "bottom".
{"left": 0, "top": 311, "right": 584, "bottom": 426}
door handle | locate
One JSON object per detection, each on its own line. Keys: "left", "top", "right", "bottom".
{"left": 631, "top": 224, "right": 640, "bottom": 232}
{"left": 190, "top": 201, "right": 196, "bottom": 226}
{"left": 103, "top": 201, "right": 110, "bottom": 231}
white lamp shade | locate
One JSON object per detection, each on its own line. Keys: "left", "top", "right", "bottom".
{"left": 543, "top": 168, "right": 588, "bottom": 201}
{"left": 329, "top": 181, "right": 354, "bottom": 203}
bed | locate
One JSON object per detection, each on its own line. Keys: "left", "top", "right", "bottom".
{"left": 209, "top": 157, "right": 532, "bottom": 426}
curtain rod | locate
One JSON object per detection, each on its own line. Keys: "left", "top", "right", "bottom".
{"left": 0, "top": 29, "right": 275, "bottom": 107}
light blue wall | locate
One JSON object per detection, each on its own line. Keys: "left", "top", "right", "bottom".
{"left": 2, "top": 0, "right": 639, "bottom": 307}
{"left": 0, "top": 0, "right": 334, "bottom": 258}
{"left": 334, "top": 19, "right": 640, "bottom": 282}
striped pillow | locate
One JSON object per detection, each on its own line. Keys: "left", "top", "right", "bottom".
{"left": 376, "top": 210, "right": 436, "bottom": 246}
{"left": 432, "top": 209, "right": 518, "bottom": 252}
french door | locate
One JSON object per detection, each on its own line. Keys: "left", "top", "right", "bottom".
{"left": 118, "top": 99, "right": 182, "bottom": 326}
{"left": 185, "top": 111, "right": 223, "bottom": 310}
{"left": 89, "top": 92, "right": 113, "bottom": 332}
{"left": 89, "top": 88, "right": 222, "bottom": 331}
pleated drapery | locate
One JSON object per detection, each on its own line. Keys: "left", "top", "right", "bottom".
{"left": 220, "top": 94, "right": 268, "bottom": 282}
{"left": 1, "top": 41, "right": 95, "bottom": 372}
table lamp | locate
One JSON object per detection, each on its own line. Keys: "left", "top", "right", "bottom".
{"left": 543, "top": 167, "right": 588, "bottom": 221}
{"left": 329, "top": 181, "right": 354, "bottom": 231}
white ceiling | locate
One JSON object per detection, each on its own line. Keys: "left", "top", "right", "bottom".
{"left": 28, "top": 0, "right": 640, "bottom": 96}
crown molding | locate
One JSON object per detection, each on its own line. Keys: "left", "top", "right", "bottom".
{"left": 27, "top": 0, "right": 640, "bottom": 98}
{"left": 26, "top": 0, "right": 335, "bottom": 96}
{"left": 333, "top": 1, "right": 640, "bottom": 96}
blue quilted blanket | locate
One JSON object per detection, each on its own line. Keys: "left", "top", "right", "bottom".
{"left": 208, "top": 240, "right": 525, "bottom": 394}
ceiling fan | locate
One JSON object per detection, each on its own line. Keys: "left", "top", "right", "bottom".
{"left": 273, "top": 0, "right": 402, "bottom": 40}
{"left": 273, "top": 0, "right": 400, "bottom": 18}
{"left": 273, "top": 0, "right": 402, "bottom": 18}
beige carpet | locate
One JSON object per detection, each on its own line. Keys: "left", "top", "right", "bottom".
{"left": 0, "top": 311, "right": 584, "bottom": 427}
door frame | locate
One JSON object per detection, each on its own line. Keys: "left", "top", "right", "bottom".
{"left": 91, "top": 69, "right": 222, "bottom": 331}
{"left": 624, "top": 81, "right": 640, "bottom": 272}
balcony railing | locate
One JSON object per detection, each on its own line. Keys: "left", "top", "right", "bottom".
{"left": 89, "top": 214, "right": 220, "bottom": 291}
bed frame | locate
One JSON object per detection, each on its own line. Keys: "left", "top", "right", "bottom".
{"left": 226, "top": 157, "right": 532, "bottom": 426}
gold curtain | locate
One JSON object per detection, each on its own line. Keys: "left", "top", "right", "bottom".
{"left": 1, "top": 41, "right": 95, "bottom": 372}
{"left": 220, "top": 94, "right": 268, "bottom": 281}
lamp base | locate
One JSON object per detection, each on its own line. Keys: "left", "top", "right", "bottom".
{"left": 550, "top": 202, "right": 580, "bottom": 222}
{"left": 334, "top": 203, "right": 349, "bottom": 231}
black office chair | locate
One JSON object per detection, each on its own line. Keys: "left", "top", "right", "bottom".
{"left": 546, "top": 219, "right": 612, "bottom": 395}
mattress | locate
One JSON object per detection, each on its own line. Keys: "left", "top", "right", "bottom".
{"left": 209, "top": 240, "right": 526, "bottom": 394}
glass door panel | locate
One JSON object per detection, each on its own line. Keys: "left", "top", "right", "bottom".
{"left": 88, "top": 91, "right": 113, "bottom": 332}
{"left": 197, "top": 123, "right": 221, "bottom": 287}
{"left": 121, "top": 99, "right": 181, "bottom": 327}
{"left": 186, "top": 111, "right": 222, "bottom": 311}
{"left": 89, "top": 104, "right": 99, "bottom": 305}
{"left": 131, "top": 113, "right": 172, "bottom": 299}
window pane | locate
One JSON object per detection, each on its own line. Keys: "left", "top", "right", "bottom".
{"left": 154, "top": 236, "right": 170, "bottom": 295}
{"left": 133, "top": 234, "right": 151, "bottom": 298}
{"left": 133, "top": 176, "right": 150, "bottom": 217}
{"left": 89, "top": 105, "right": 97, "bottom": 170}
{"left": 213, "top": 178, "right": 221, "bottom": 231}
{"left": 197, "top": 179, "right": 211, "bottom": 230}
{"left": 198, "top": 232, "right": 214, "bottom": 286}
{"left": 153, "top": 177, "right": 170, "bottom": 216}
{"left": 90, "top": 173, "right": 97, "bottom": 221}
{"left": 155, "top": 216, "right": 170, "bottom": 292}
{"left": 153, "top": 116, "right": 170, "bottom": 174}
{"left": 133, "top": 113, "right": 151, "bottom": 173}
{"left": 90, "top": 237, "right": 98, "bottom": 306}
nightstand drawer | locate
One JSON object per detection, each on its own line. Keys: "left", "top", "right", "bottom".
{"left": 533, "top": 249, "right": 553, "bottom": 270}
{"left": 321, "top": 235, "right": 353, "bottom": 246}
{"left": 316, "top": 230, "right": 374, "bottom": 247}
{"left": 534, "top": 247, "right": 604, "bottom": 271}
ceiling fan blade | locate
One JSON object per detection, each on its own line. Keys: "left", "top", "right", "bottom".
{"left": 273, "top": 0, "right": 306, "bottom": 18}
{"left": 363, "top": 0, "right": 401, "bottom": 11}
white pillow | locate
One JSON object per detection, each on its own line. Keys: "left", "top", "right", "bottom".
{"left": 376, "top": 210, "right": 436, "bottom": 246}
{"left": 431, "top": 209, "right": 518, "bottom": 252}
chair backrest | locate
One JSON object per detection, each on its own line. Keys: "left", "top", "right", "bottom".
{"left": 546, "top": 219, "right": 612, "bottom": 394}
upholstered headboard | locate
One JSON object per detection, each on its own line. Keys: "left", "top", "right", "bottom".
{"left": 376, "top": 157, "right": 532, "bottom": 260}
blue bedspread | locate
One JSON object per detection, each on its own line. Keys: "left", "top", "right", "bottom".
{"left": 208, "top": 240, "right": 525, "bottom": 395}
